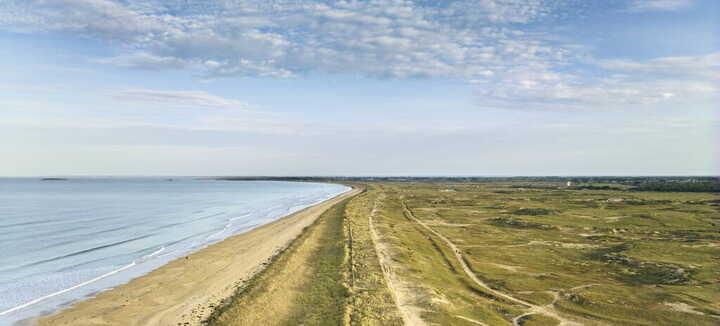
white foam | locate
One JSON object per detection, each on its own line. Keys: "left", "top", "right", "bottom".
{"left": 0, "top": 262, "right": 136, "bottom": 316}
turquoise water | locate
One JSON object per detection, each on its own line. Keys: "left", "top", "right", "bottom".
{"left": 0, "top": 178, "right": 348, "bottom": 325}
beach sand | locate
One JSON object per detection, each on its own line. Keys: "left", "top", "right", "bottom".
{"left": 33, "top": 186, "right": 360, "bottom": 326}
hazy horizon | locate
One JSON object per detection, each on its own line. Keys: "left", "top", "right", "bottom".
{"left": 1, "top": 0, "right": 717, "bottom": 176}
{"left": 3, "top": 174, "right": 717, "bottom": 178}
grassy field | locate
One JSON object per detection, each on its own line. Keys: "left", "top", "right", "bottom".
{"left": 206, "top": 180, "right": 719, "bottom": 326}
{"left": 366, "top": 181, "right": 720, "bottom": 325}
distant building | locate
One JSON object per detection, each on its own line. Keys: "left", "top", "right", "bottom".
{"left": 566, "top": 181, "right": 572, "bottom": 187}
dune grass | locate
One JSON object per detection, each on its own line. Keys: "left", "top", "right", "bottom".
{"left": 363, "top": 181, "right": 720, "bottom": 325}
{"left": 206, "top": 199, "right": 351, "bottom": 326}
{"left": 344, "top": 187, "right": 404, "bottom": 326}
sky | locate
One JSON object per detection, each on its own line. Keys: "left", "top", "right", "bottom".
{"left": 0, "top": 0, "right": 718, "bottom": 176}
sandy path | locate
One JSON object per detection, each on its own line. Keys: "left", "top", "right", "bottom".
{"left": 400, "top": 200, "right": 585, "bottom": 326}
{"left": 367, "top": 193, "right": 427, "bottom": 326}
{"left": 454, "top": 315, "right": 490, "bottom": 326}
{"left": 34, "top": 187, "right": 360, "bottom": 326}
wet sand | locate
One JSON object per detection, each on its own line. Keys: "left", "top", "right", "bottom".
{"left": 33, "top": 187, "right": 360, "bottom": 326}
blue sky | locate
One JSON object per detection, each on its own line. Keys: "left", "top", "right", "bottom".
{"left": 0, "top": 0, "right": 717, "bottom": 176}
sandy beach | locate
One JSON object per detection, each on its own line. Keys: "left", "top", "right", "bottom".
{"left": 32, "top": 186, "right": 360, "bottom": 326}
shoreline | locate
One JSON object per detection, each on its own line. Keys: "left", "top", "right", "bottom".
{"left": 31, "top": 186, "right": 360, "bottom": 326}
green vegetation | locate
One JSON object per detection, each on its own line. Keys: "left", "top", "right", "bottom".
{"left": 572, "top": 185, "right": 624, "bottom": 191}
{"left": 362, "top": 181, "right": 720, "bottom": 325}
{"left": 489, "top": 217, "right": 555, "bottom": 229}
{"left": 517, "top": 314, "right": 560, "bottom": 326}
{"left": 289, "top": 200, "right": 350, "bottom": 325}
{"left": 512, "top": 208, "right": 555, "bottom": 215}
{"left": 344, "top": 187, "right": 404, "bottom": 326}
{"left": 631, "top": 182, "right": 720, "bottom": 193}
{"left": 208, "top": 179, "right": 720, "bottom": 326}
{"left": 207, "top": 199, "right": 352, "bottom": 326}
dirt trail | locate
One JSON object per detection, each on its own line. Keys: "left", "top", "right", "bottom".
{"left": 367, "top": 193, "right": 427, "bottom": 326}
{"left": 400, "top": 200, "right": 585, "bottom": 326}
{"left": 455, "top": 315, "right": 490, "bottom": 325}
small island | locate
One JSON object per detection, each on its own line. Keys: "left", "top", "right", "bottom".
{"left": 40, "top": 178, "right": 68, "bottom": 181}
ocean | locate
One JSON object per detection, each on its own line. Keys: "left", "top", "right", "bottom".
{"left": 0, "top": 178, "right": 349, "bottom": 325}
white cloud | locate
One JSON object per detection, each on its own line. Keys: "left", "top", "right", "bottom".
{"left": 111, "top": 89, "right": 250, "bottom": 109}
{"left": 0, "top": 0, "right": 164, "bottom": 40}
{"left": 97, "top": 53, "right": 189, "bottom": 70}
{"left": 0, "top": 0, "right": 714, "bottom": 110}
{"left": 597, "top": 53, "right": 720, "bottom": 79}
{"left": 626, "top": 0, "right": 694, "bottom": 12}
{"left": 474, "top": 52, "right": 720, "bottom": 109}
{"left": 427, "top": 0, "right": 559, "bottom": 25}
{"left": 0, "top": 0, "right": 575, "bottom": 80}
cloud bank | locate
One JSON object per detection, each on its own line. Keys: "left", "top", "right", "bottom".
{"left": 0, "top": 0, "right": 578, "bottom": 79}
{"left": 0, "top": 0, "right": 715, "bottom": 109}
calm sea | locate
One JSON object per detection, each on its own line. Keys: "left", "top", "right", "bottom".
{"left": 0, "top": 178, "right": 349, "bottom": 325}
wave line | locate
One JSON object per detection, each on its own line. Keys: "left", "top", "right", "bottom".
{"left": 0, "top": 262, "right": 137, "bottom": 316}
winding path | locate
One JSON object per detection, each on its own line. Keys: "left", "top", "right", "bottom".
{"left": 400, "top": 199, "right": 584, "bottom": 326}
